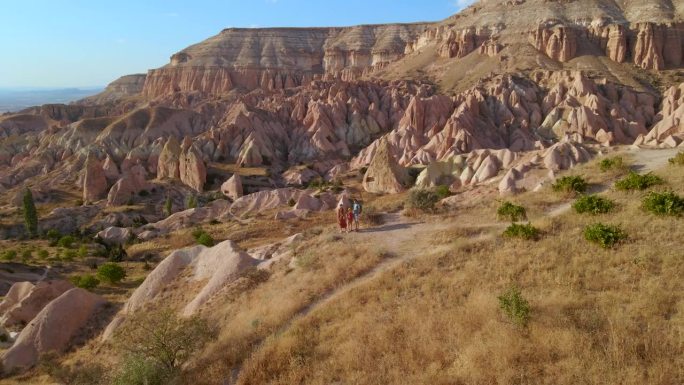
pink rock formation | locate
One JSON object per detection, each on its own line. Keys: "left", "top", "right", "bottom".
{"left": 179, "top": 143, "right": 207, "bottom": 192}
{"left": 363, "top": 139, "right": 410, "bottom": 194}
{"left": 107, "top": 164, "right": 151, "bottom": 206}
{"left": 221, "top": 174, "right": 243, "bottom": 200}
{"left": 641, "top": 82, "right": 684, "bottom": 146}
{"left": 2, "top": 288, "right": 105, "bottom": 371}
{"left": 157, "top": 136, "right": 182, "bottom": 179}
{"left": 531, "top": 24, "right": 577, "bottom": 62}
{"left": 82, "top": 152, "right": 107, "bottom": 203}
{"left": 0, "top": 280, "right": 73, "bottom": 329}
{"left": 96, "top": 226, "right": 133, "bottom": 245}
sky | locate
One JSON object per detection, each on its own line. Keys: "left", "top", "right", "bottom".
{"left": 0, "top": 0, "right": 476, "bottom": 88}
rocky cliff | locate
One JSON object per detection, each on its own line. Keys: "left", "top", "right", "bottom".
{"left": 142, "top": 24, "right": 429, "bottom": 98}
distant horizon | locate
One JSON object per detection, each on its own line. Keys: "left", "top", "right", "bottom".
{"left": 0, "top": 0, "right": 474, "bottom": 88}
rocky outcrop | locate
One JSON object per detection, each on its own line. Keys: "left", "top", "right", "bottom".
{"left": 531, "top": 24, "right": 577, "bottom": 62}
{"left": 82, "top": 152, "right": 108, "bottom": 203}
{"left": 96, "top": 226, "right": 133, "bottom": 246}
{"left": 0, "top": 280, "right": 73, "bottom": 329}
{"left": 82, "top": 74, "right": 146, "bottom": 104}
{"left": 107, "top": 164, "right": 151, "bottom": 206}
{"left": 416, "top": 149, "right": 516, "bottom": 190}
{"left": 363, "top": 140, "right": 410, "bottom": 194}
{"left": 221, "top": 174, "right": 243, "bottom": 200}
{"left": 640, "top": 82, "right": 684, "bottom": 146}
{"left": 157, "top": 136, "right": 182, "bottom": 179}
{"left": 179, "top": 139, "right": 207, "bottom": 192}
{"left": 103, "top": 240, "right": 258, "bottom": 339}
{"left": 142, "top": 24, "right": 428, "bottom": 98}
{"left": 230, "top": 188, "right": 305, "bottom": 217}
{"left": 2, "top": 288, "right": 105, "bottom": 371}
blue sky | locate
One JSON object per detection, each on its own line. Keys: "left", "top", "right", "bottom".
{"left": 0, "top": 0, "right": 475, "bottom": 88}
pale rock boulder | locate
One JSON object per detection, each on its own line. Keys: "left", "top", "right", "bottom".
{"left": 641, "top": 83, "right": 684, "bottom": 147}
{"left": 180, "top": 144, "right": 207, "bottom": 192}
{"left": 102, "top": 155, "right": 120, "bottom": 181}
{"left": 363, "top": 140, "right": 410, "bottom": 194}
{"left": 293, "top": 194, "right": 323, "bottom": 211}
{"left": 283, "top": 167, "right": 320, "bottom": 186}
{"left": 230, "top": 188, "right": 304, "bottom": 217}
{"left": 0, "top": 280, "right": 73, "bottom": 328}
{"left": 2, "top": 288, "right": 105, "bottom": 371}
{"left": 143, "top": 199, "right": 231, "bottom": 235}
{"left": 103, "top": 240, "right": 258, "bottom": 339}
{"left": 107, "top": 164, "right": 151, "bottom": 206}
{"left": 221, "top": 174, "right": 243, "bottom": 200}
{"left": 157, "top": 136, "right": 182, "bottom": 179}
{"left": 82, "top": 152, "right": 108, "bottom": 203}
{"left": 274, "top": 209, "right": 310, "bottom": 220}
{"left": 96, "top": 226, "right": 133, "bottom": 246}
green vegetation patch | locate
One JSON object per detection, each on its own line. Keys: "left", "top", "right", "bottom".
{"left": 497, "top": 201, "right": 527, "bottom": 222}
{"left": 552, "top": 176, "right": 588, "bottom": 195}
{"left": 642, "top": 191, "right": 684, "bottom": 216}
{"left": 615, "top": 172, "right": 664, "bottom": 191}
{"left": 583, "top": 223, "right": 627, "bottom": 249}
{"left": 503, "top": 223, "right": 540, "bottom": 241}
{"left": 572, "top": 195, "right": 616, "bottom": 215}
{"left": 498, "top": 286, "right": 531, "bottom": 327}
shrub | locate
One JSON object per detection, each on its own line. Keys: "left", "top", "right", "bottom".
{"left": 615, "top": 171, "right": 664, "bottom": 191}
{"left": 77, "top": 245, "right": 89, "bottom": 258}
{"left": 107, "top": 244, "right": 127, "bottom": 262}
{"left": 196, "top": 233, "right": 214, "bottom": 247}
{"left": 599, "top": 156, "right": 624, "bottom": 172}
{"left": 435, "top": 185, "right": 451, "bottom": 199}
{"left": 642, "top": 191, "right": 684, "bottom": 216}
{"left": 37, "top": 249, "right": 49, "bottom": 259}
{"left": 287, "top": 198, "right": 296, "bottom": 207}
{"left": 138, "top": 190, "right": 150, "bottom": 197}
{"left": 21, "top": 249, "right": 33, "bottom": 260}
{"left": 503, "top": 223, "right": 540, "bottom": 241}
{"left": 114, "top": 309, "right": 216, "bottom": 375}
{"left": 1, "top": 250, "right": 17, "bottom": 261}
{"left": 498, "top": 286, "right": 530, "bottom": 327}
{"left": 573, "top": 195, "right": 615, "bottom": 215}
{"left": 497, "top": 201, "right": 527, "bottom": 222}
{"left": 406, "top": 189, "right": 440, "bottom": 211}
{"left": 111, "top": 355, "right": 169, "bottom": 385}
{"left": 57, "top": 235, "right": 76, "bottom": 248}
{"left": 61, "top": 249, "right": 77, "bottom": 261}
{"left": 583, "top": 223, "right": 627, "bottom": 248}
{"left": 97, "top": 262, "right": 127, "bottom": 284}
{"left": 186, "top": 195, "right": 198, "bottom": 209}
{"left": 668, "top": 151, "right": 684, "bottom": 166}
{"left": 23, "top": 188, "right": 38, "bottom": 237}
{"left": 70, "top": 275, "right": 100, "bottom": 290}
{"left": 163, "top": 197, "right": 173, "bottom": 217}
{"left": 552, "top": 176, "right": 588, "bottom": 195}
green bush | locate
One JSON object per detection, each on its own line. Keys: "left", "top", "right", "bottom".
{"left": 37, "top": 249, "right": 49, "bottom": 259}
{"left": 61, "top": 249, "right": 77, "bottom": 261}
{"left": 552, "top": 176, "right": 588, "bottom": 195}
{"left": 1, "top": 250, "right": 17, "bottom": 261}
{"left": 186, "top": 195, "right": 198, "bottom": 209}
{"left": 57, "top": 235, "right": 76, "bottom": 249}
{"left": 503, "top": 223, "right": 540, "bottom": 241}
{"left": 498, "top": 286, "right": 530, "bottom": 327}
{"left": 70, "top": 275, "right": 100, "bottom": 290}
{"left": 23, "top": 188, "right": 38, "bottom": 237}
{"left": 77, "top": 245, "right": 89, "bottom": 258}
{"left": 111, "top": 355, "right": 168, "bottom": 385}
{"left": 46, "top": 229, "right": 61, "bottom": 241}
{"left": 572, "top": 195, "right": 615, "bottom": 215}
{"left": 614, "top": 172, "right": 664, "bottom": 191}
{"left": 668, "top": 151, "right": 684, "bottom": 166}
{"left": 163, "top": 196, "right": 173, "bottom": 217}
{"left": 583, "top": 223, "right": 627, "bottom": 248}
{"left": 21, "top": 249, "right": 33, "bottom": 260}
{"left": 496, "top": 201, "right": 527, "bottom": 222}
{"left": 196, "top": 233, "right": 214, "bottom": 247}
{"left": 406, "top": 189, "right": 440, "bottom": 211}
{"left": 435, "top": 185, "right": 451, "bottom": 199}
{"left": 97, "top": 262, "right": 127, "bottom": 284}
{"left": 599, "top": 156, "right": 624, "bottom": 172}
{"left": 642, "top": 191, "right": 684, "bottom": 216}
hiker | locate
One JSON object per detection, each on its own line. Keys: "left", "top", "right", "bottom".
{"left": 352, "top": 198, "right": 362, "bottom": 231}
{"left": 346, "top": 207, "right": 354, "bottom": 233}
{"left": 337, "top": 204, "right": 347, "bottom": 233}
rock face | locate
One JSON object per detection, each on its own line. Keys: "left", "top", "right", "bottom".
{"left": 82, "top": 152, "right": 108, "bottom": 203}
{"left": 0, "top": 280, "right": 73, "bottom": 329}
{"left": 82, "top": 74, "right": 146, "bottom": 104}
{"left": 641, "top": 82, "right": 684, "bottom": 146}
{"left": 96, "top": 226, "right": 133, "bottom": 246}
{"left": 363, "top": 140, "right": 410, "bottom": 194}
{"left": 107, "top": 164, "right": 151, "bottom": 206}
{"left": 157, "top": 136, "right": 206, "bottom": 192}
{"left": 103, "top": 240, "right": 258, "bottom": 339}
{"left": 2, "top": 288, "right": 105, "bottom": 371}
{"left": 142, "top": 24, "right": 429, "bottom": 98}
{"left": 531, "top": 24, "right": 578, "bottom": 62}
{"left": 221, "top": 174, "right": 243, "bottom": 200}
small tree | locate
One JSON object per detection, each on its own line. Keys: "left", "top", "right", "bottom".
{"left": 97, "top": 263, "right": 127, "bottom": 284}
{"left": 23, "top": 188, "right": 38, "bottom": 237}
{"left": 186, "top": 195, "right": 197, "bottom": 209}
{"left": 497, "top": 201, "right": 527, "bottom": 222}
{"left": 115, "top": 309, "right": 216, "bottom": 375}
{"left": 498, "top": 286, "right": 531, "bottom": 327}
{"left": 163, "top": 196, "right": 173, "bottom": 217}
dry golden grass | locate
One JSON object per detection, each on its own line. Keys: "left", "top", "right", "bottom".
{"left": 234, "top": 162, "right": 684, "bottom": 385}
